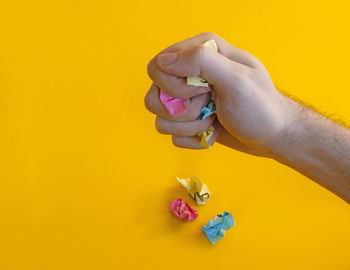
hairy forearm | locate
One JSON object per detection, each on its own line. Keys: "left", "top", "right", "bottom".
{"left": 271, "top": 97, "right": 350, "bottom": 203}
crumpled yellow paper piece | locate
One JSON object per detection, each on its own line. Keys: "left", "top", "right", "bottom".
{"left": 176, "top": 176, "right": 211, "bottom": 205}
{"left": 197, "top": 125, "right": 214, "bottom": 149}
{"left": 187, "top": 39, "right": 218, "bottom": 87}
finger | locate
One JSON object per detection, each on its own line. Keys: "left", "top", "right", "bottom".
{"left": 144, "top": 84, "right": 211, "bottom": 122}
{"left": 147, "top": 57, "right": 210, "bottom": 99}
{"left": 156, "top": 44, "right": 252, "bottom": 91}
{"left": 172, "top": 135, "right": 205, "bottom": 149}
{"left": 155, "top": 114, "right": 216, "bottom": 136}
{"left": 155, "top": 32, "right": 260, "bottom": 68}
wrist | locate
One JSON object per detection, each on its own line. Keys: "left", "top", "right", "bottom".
{"left": 264, "top": 93, "right": 305, "bottom": 161}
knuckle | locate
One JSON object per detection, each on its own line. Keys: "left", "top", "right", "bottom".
{"left": 240, "top": 66, "right": 253, "bottom": 78}
{"left": 155, "top": 117, "right": 168, "bottom": 134}
{"left": 172, "top": 136, "right": 182, "bottom": 148}
{"left": 199, "top": 32, "right": 219, "bottom": 40}
{"left": 144, "top": 90, "right": 155, "bottom": 113}
{"left": 249, "top": 54, "right": 264, "bottom": 68}
{"left": 231, "top": 65, "right": 253, "bottom": 84}
{"left": 245, "top": 68, "right": 258, "bottom": 83}
{"left": 146, "top": 59, "right": 156, "bottom": 79}
{"left": 192, "top": 44, "right": 212, "bottom": 71}
{"left": 194, "top": 44, "right": 207, "bottom": 60}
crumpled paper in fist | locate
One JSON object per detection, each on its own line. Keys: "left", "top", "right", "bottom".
{"left": 197, "top": 125, "right": 214, "bottom": 149}
{"left": 159, "top": 89, "right": 187, "bottom": 116}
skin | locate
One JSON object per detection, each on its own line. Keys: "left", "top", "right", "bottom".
{"left": 145, "top": 32, "right": 350, "bottom": 203}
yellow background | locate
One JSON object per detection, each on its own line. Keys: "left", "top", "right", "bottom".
{"left": 0, "top": 0, "right": 350, "bottom": 269}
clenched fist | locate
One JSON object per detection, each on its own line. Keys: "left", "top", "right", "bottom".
{"left": 145, "top": 32, "right": 290, "bottom": 157}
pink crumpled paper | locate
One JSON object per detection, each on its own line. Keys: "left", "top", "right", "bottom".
{"left": 170, "top": 198, "right": 198, "bottom": 222}
{"left": 159, "top": 89, "right": 187, "bottom": 116}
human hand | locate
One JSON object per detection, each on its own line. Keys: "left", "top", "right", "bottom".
{"left": 145, "top": 33, "right": 291, "bottom": 157}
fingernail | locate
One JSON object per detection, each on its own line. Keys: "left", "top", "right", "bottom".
{"left": 157, "top": 52, "right": 178, "bottom": 66}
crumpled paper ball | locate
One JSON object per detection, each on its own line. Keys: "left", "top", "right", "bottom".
{"left": 170, "top": 198, "right": 198, "bottom": 222}
{"left": 202, "top": 211, "right": 235, "bottom": 244}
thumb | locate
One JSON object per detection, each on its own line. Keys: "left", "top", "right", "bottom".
{"left": 156, "top": 44, "right": 248, "bottom": 90}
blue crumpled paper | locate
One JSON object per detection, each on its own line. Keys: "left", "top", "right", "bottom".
{"left": 199, "top": 98, "right": 216, "bottom": 120}
{"left": 202, "top": 212, "right": 235, "bottom": 244}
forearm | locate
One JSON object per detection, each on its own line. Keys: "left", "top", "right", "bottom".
{"left": 145, "top": 33, "right": 350, "bottom": 203}
{"left": 271, "top": 97, "right": 350, "bottom": 203}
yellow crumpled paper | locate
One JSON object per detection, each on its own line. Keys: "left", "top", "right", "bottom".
{"left": 187, "top": 39, "right": 218, "bottom": 87}
{"left": 197, "top": 125, "right": 214, "bottom": 149}
{"left": 176, "top": 176, "right": 211, "bottom": 205}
